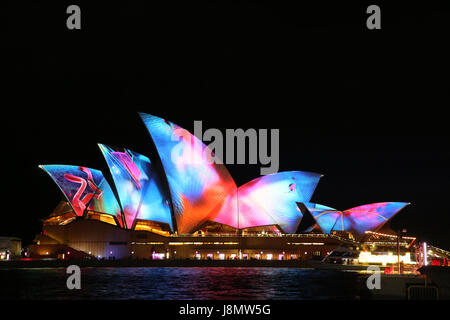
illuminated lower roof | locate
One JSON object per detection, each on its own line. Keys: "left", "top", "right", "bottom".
{"left": 48, "top": 200, "right": 75, "bottom": 218}
{"left": 39, "top": 165, "right": 123, "bottom": 226}
{"left": 299, "top": 202, "right": 410, "bottom": 239}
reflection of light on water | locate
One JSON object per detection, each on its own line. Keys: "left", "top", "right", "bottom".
{"left": 349, "top": 269, "right": 418, "bottom": 275}
{"left": 1, "top": 267, "right": 363, "bottom": 300}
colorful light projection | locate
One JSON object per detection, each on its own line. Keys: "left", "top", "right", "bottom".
{"left": 299, "top": 202, "right": 339, "bottom": 234}
{"left": 139, "top": 113, "right": 238, "bottom": 234}
{"left": 98, "top": 144, "right": 173, "bottom": 230}
{"left": 39, "top": 165, "right": 123, "bottom": 226}
{"left": 300, "top": 202, "right": 410, "bottom": 238}
{"left": 234, "top": 171, "right": 323, "bottom": 233}
{"left": 296, "top": 202, "right": 337, "bottom": 233}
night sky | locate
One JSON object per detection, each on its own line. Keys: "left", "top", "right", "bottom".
{"left": 5, "top": 1, "right": 449, "bottom": 249}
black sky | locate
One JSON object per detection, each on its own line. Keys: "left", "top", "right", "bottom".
{"left": 4, "top": 1, "right": 449, "bottom": 249}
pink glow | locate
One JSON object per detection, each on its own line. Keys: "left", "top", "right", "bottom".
{"left": 63, "top": 167, "right": 102, "bottom": 216}
{"left": 111, "top": 151, "right": 142, "bottom": 188}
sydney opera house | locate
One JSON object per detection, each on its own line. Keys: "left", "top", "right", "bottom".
{"left": 30, "top": 113, "right": 417, "bottom": 263}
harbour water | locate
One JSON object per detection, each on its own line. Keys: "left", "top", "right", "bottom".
{"left": 0, "top": 267, "right": 362, "bottom": 300}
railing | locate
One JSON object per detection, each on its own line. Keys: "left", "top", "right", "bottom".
{"left": 364, "top": 241, "right": 412, "bottom": 247}
{"left": 171, "top": 233, "right": 354, "bottom": 243}
{"left": 407, "top": 285, "right": 439, "bottom": 300}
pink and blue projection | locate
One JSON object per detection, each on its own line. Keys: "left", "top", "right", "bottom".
{"left": 98, "top": 144, "right": 172, "bottom": 230}
{"left": 301, "top": 202, "right": 410, "bottom": 238}
{"left": 229, "top": 171, "right": 322, "bottom": 233}
{"left": 39, "top": 165, "right": 123, "bottom": 227}
{"left": 39, "top": 113, "right": 410, "bottom": 236}
{"left": 139, "top": 113, "right": 238, "bottom": 234}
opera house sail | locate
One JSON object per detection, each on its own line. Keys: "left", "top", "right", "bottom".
{"left": 98, "top": 144, "right": 173, "bottom": 231}
{"left": 222, "top": 171, "right": 322, "bottom": 233}
{"left": 139, "top": 113, "right": 238, "bottom": 234}
{"left": 39, "top": 165, "right": 123, "bottom": 227}
{"left": 298, "top": 202, "right": 410, "bottom": 239}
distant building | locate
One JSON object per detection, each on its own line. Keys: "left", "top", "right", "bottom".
{"left": 0, "top": 237, "right": 22, "bottom": 260}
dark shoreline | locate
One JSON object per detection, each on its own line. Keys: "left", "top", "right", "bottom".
{"left": 0, "top": 259, "right": 312, "bottom": 269}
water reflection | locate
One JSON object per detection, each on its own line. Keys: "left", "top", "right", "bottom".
{"left": 1, "top": 267, "right": 360, "bottom": 300}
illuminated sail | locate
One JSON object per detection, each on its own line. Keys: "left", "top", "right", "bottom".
{"left": 139, "top": 113, "right": 238, "bottom": 234}
{"left": 39, "top": 165, "right": 123, "bottom": 226}
{"left": 298, "top": 202, "right": 338, "bottom": 234}
{"left": 234, "top": 171, "right": 322, "bottom": 233}
{"left": 300, "top": 202, "right": 410, "bottom": 238}
{"left": 98, "top": 144, "right": 173, "bottom": 230}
